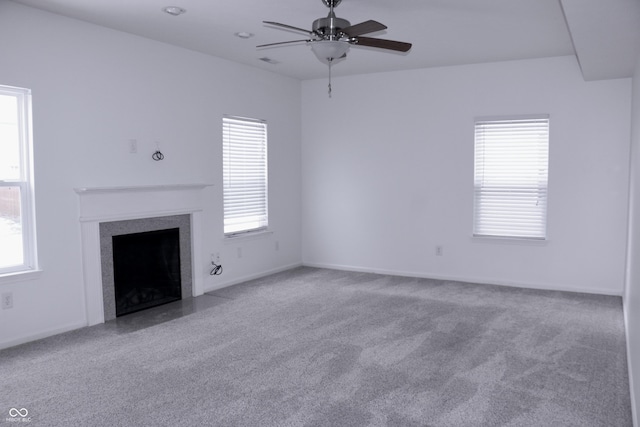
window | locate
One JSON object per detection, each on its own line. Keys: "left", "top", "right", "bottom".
{"left": 473, "top": 116, "right": 549, "bottom": 240}
{"left": 222, "top": 115, "right": 268, "bottom": 236}
{"left": 0, "top": 85, "right": 37, "bottom": 274}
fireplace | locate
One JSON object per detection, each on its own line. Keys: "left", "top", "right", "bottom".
{"left": 112, "top": 227, "right": 182, "bottom": 317}
{"left": 99, "top": 214, "right": 192, "bottom": 321}
{"left": 75, "top": 184, "right": 210, "bottom": 326}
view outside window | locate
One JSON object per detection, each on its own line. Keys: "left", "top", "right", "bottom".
{"left": 0, "top": 86, "right": 35, "bottom": 273}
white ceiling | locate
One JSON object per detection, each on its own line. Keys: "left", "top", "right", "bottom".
{"left": 9, "top": 0, "right": 640, "bottom": 81}
{"left": 561, "top": 0, "right": 640, "bottom": 81}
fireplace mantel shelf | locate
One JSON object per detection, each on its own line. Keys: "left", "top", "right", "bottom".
{"left": 74, "top": 184, "right": 212, "bottom": 194}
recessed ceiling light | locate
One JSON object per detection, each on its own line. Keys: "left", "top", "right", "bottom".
{"left": 162, "top": 6, "right": 186, "bottom": 16}
{"left": 235, "top": 32, "right": 255, "bottom": 39}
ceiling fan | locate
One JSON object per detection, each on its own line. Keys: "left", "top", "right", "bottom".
{"left": 258, "top": 0, "right": 412, "bottom": 96}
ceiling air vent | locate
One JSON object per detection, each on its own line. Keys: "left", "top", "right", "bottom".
{"left": 259, "top": 57, "right": 280, "bottom": 65}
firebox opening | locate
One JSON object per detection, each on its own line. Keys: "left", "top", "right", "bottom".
{"left": 112, "top": 227, "right": 182, "bottom": 317}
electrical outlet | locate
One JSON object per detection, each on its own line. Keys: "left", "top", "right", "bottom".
{"left": 275, "top": 241, "right": 280, "bottom": 251}
{"left": 237, "top": 247, "right": 243, "bottom": 258}
{"left": 1, "top": 292, "right": 13, "bottom": 309}
{"left": 210, "top": 253, "right": 221, "bottom": 265}
{"left": 435, "top": 245, "right": 443, "bottom": 256}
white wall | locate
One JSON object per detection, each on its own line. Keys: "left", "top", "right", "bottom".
{"left": 624, "top": 54, "right": 640, "bottom": 427}
{"left": 0, "top": 2, "right": 302, "bottom": 349}
{"left": 302, "top": 56, "right": 631, "bottom": 295}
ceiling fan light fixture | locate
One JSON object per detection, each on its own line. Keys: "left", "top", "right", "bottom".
{"left": 261, "top": 0, "right": 412, "bottom": 96}
{"left": 310, "top": 40, "right": 350, "bottom": 63}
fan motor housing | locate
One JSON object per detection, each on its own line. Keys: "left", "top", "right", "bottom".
{"left": 322, "top": 0, "right": 342, "bottom": 7}
{"left": 313, "top": 15, "right": 350, "bottom": 38}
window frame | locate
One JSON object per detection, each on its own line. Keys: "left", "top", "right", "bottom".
{"left": 0, "top": 84, "right": 38, "bottom": 277}
{"left": 222, "top": 115, "right": 269, "bottom": 238}
{"left": 472, "top": 115, "right": 550, "bottom": 241}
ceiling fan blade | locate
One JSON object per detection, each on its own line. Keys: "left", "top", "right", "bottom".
{"left": 257, "top": 39, "right": 311, "bottom": 48}
{"left": 351, "top": 36, "right": 412, "bottom": 52}
{"left": 263, "top": 21, "right": 313, "bottom": 36}
{"left": 341, "top": 20, "right": 387, "bottom": 37}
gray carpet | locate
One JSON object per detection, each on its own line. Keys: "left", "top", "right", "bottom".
{"left": 0, "top": 267, "right": 632, "bottom": 426}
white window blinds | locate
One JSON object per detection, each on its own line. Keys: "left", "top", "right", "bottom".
{"left": 473, "top": 117, "right": 549, "bottom": 240}
{"left": 223, "top": 116, "right": 268, "bottom": 236}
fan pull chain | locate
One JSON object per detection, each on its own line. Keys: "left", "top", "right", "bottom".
{"left": 328, "top": 59, "right": 333, "bottom": 98}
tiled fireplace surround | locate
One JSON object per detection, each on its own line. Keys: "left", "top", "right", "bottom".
{"left": 99, "top": 215, "right": 192, "bottom": 322}
{"left": 75, "top": 185, "right": 209, "bottom": 326}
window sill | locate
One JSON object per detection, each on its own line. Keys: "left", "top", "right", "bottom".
{"left": 471, "top": 235, "right": 548, "bottom": 246}
{"left": 0, "top": 269, "right": 43, "bottom": 285}
{"left": 224, "top": 230, "right": 273, "bottom": 242}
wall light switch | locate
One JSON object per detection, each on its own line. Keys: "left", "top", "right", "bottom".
{"left": 128, "top": 139, "right": 138, "bottom": 154}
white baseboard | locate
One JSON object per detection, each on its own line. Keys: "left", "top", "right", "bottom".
{"left": 0, "top": 321, "right": 86, "bottom": 351}
{"left": 623, "top": 299, "right": 639, "bottom": 427}
{"left": 1, "top": 262, "right": 621, "bottom": 355}
{"left": 302, "top": 261, "right": 622, "bottom": 297}
{"left": 203, "top": 262, "right": 303, "bottom": 293}
{"left": 0, "top": 263, "right": 303, "bottom": 351}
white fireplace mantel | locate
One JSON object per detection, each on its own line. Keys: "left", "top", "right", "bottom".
{"left": 74, "top": 184, "right": 211, "bottom": 222}
{"left": 75, "top": 184, "right": 212, "bottom": 326}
